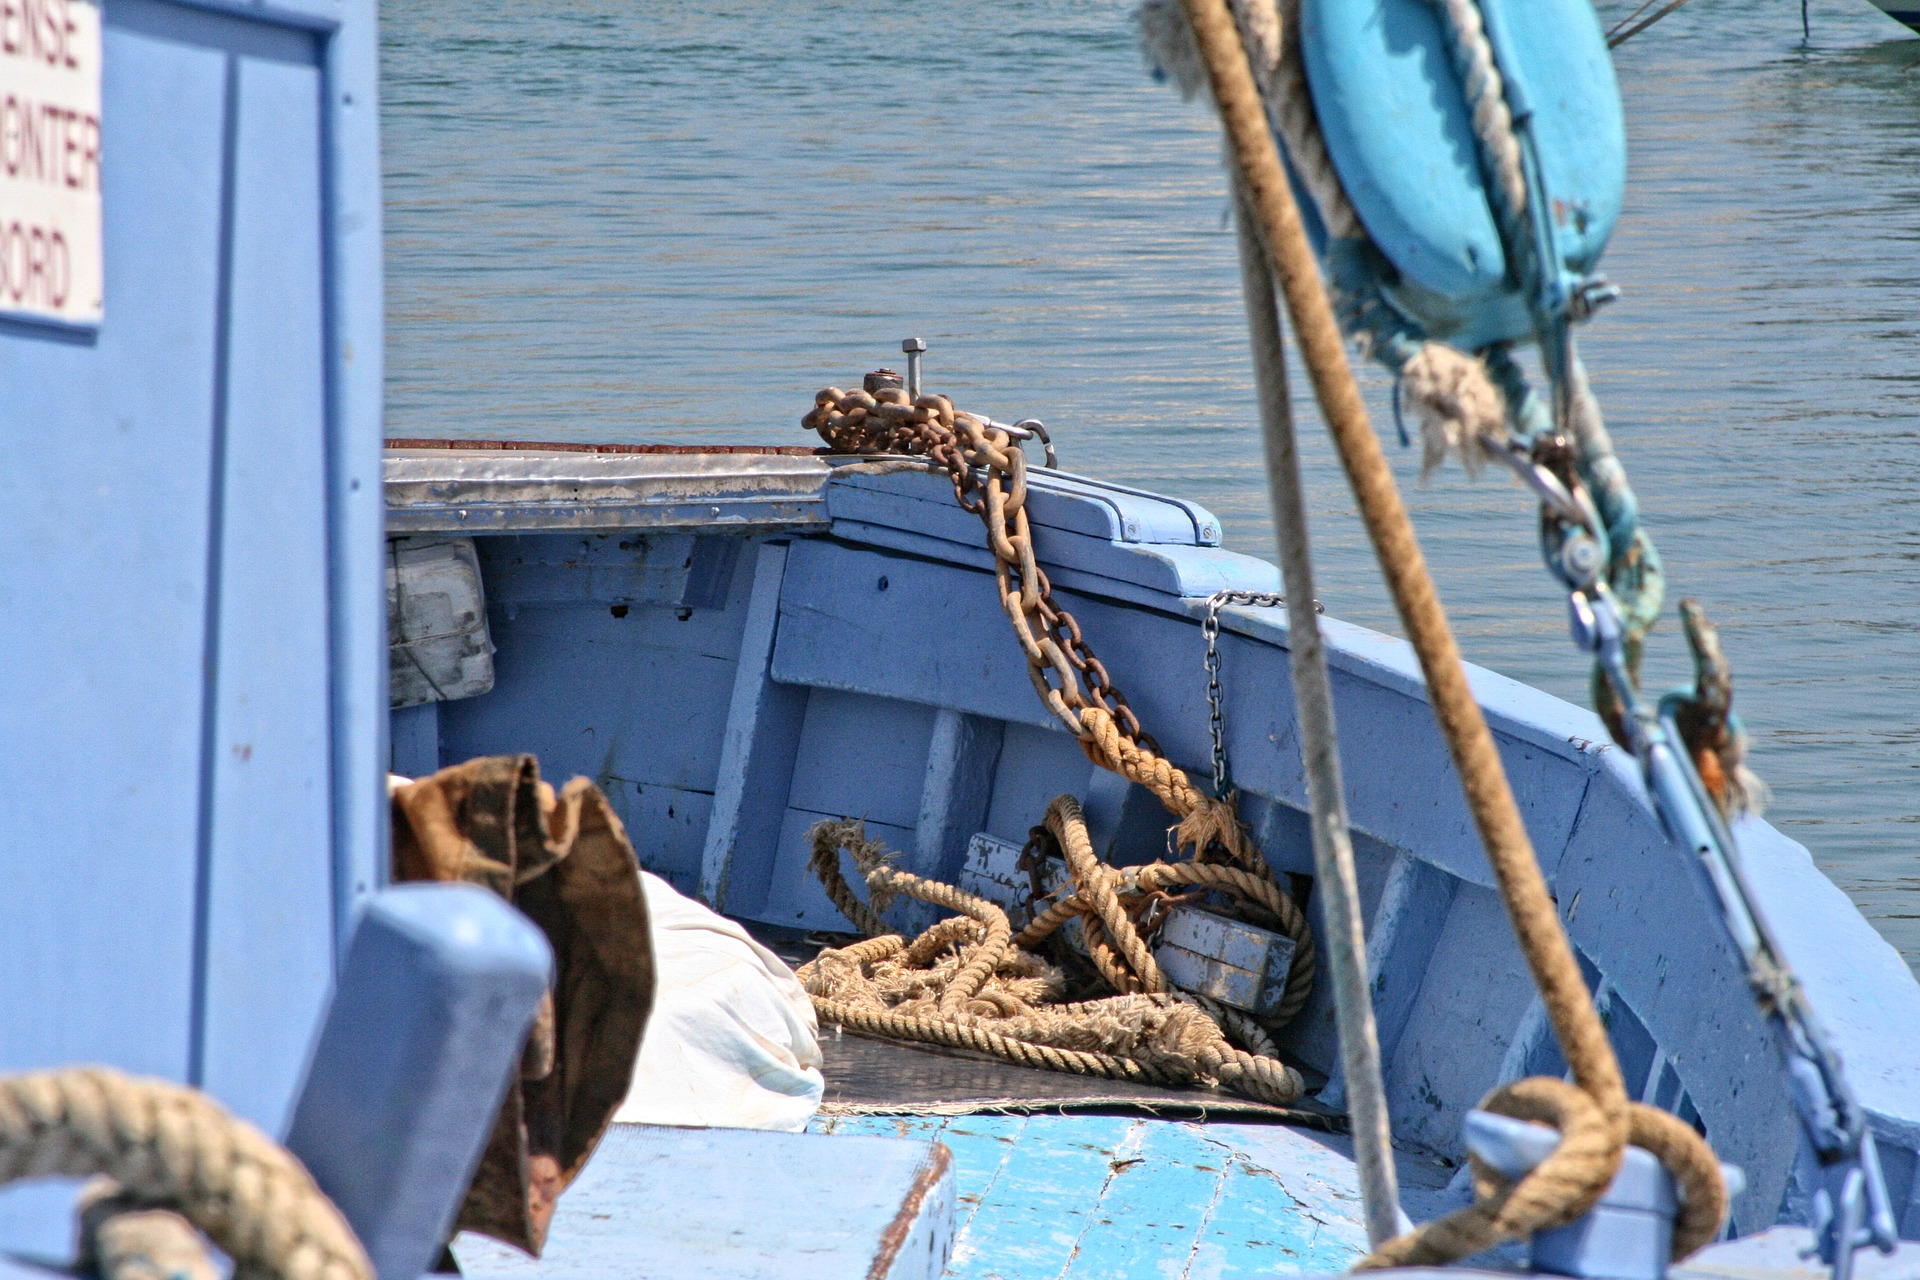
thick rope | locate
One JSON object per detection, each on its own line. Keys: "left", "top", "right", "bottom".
{"left": 0, "top": 1069, "right": 372, "bottom": 1280}
{"left": 807, "top": 383, "right": 1317, "bottom": 1017}
{"left": 1174, "top": 0, "right": 1727, "bottom": 1264}
{"left": 799, "top": 814, "right": 1308, "bottom": 1108}
{"left": 80, "top": 1189, "right": 220, "bottom": 1280}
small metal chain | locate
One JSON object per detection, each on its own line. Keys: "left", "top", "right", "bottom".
{"left": 1204, "top": 589, "right": 1322, "bottom": 797}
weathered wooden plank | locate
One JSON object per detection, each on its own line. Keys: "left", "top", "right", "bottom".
{"left": 437, "top": 599, "right": 742, "bottom": 794}
{"left": 384, "top": 450, "right": 831, "bottom": 536}
{"left": 982, "top": 722, "right": 1100, "bottom": 843}
{"left": 911, "top": 710, "right": 1005, "bottom": 912}
{"left": 1191, "top": 1124, "right": 1380, "bottom": 1276}
{"left": 830, "top": 519, "right": 1278, "bottom": 611}
{"left": 1061, "top": 1121, "right": 1228, "bottom": 1280}
{"left": 945, "top": 1115, "right": 1140, "bottom": 1280}
{"left": 1186, "top": 1157, "right": 1322, "bottom": 1278}
{"left": 1383, "top": 882, "right": 1540, "bottom": 1158}
{"left": 696, "top": 542, "right": 808, "bottom": 911}
{"left": 818, "top": 1113, "right": 1031, "bottom": 1240}
{"left": 1364, "top": 853, "right": 1459, "bottom": 1069}
{"left": 389, "top": 695, "right": 442, "bottom": 778}
{"left": 934, "top": 1117, "right": 1031, "bottom": 1238}
{"left": 785, "top": 689, "right": 940, "bottom": 833}
{"left": 1552, "top": 767, "right": 1787, "bottom": 1231}
{"left": 828, "top": 465, "right": 1212, "bottom": 547}
{"left": 453, "top": 1123, "right": 954, "bottom": 1280}
{"left": 598, "top": 779, "right": 714, "bottom": 895}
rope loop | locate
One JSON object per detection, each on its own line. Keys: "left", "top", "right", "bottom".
{"left": 798, "top": 809, "right": 1309, "bottom": 1107}
{"left": 0, "top": 1068, "right": 372, "bottom": 1280}
{"left": 807, "top": 382, "right": 1317, "bottom": 1014}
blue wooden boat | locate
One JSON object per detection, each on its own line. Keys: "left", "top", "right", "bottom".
{"left": 5, "top": 0, "right": 1919, "bottom": 1271}
{"left": 381, "top": 440, "right": 1920, "bottom": 1278}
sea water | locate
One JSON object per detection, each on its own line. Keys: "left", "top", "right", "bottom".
{"left": 381, "top": 0, "right": 1920, "bottom": 969}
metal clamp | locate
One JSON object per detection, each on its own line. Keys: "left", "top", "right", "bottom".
{"left": 1560, "top": 575, "right": 1898, "bottom": 1280}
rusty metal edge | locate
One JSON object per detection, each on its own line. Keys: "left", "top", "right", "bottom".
{"left": 865, "top": 1139, "right": 954, "bottom": 1280}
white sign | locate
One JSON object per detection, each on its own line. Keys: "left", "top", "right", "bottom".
{"left": 0, "top": 0, "right": 103, "bottom": 326}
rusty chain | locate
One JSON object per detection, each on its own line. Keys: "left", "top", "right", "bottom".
{"left": 805, "top": 380, "right": 1152, "bottom": 747}
{"left": 805, "top": 374, "right": 1319, "bottom": 1027}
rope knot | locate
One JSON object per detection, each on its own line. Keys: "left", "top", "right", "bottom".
{"left": 1399, "top": 342, "right": 1508, "bottom": 480}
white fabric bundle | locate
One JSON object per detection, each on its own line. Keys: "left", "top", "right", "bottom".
{"left": 614, "top": 872, "right": 825, "bottom": 1131}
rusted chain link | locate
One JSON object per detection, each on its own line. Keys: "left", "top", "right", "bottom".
{"left": 806, "top": 385, "right": 1148, "bottom": 744}
{"left": 807, "top": 381, "right": 1316, "bottom": 1017}
{"left": 797, "top": 813, "right": 1307, "bottom": 1107}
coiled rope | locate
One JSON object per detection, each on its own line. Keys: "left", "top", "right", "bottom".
{"left": 1171, "top": 0, "right": 1728, "bottom": 1265}
{"left": 0, "top": 1068, "right": 372, "bottom": 1280}
{"left": 797, "top": 801, "right": 1307, "bottom": 1107}
{"left": 805, "top": 381, "right": 1316, "bottom": 1024}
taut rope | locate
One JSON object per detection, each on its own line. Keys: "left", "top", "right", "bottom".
{"left": 1173, "top": 0, "right": 1727, "bottom": 1264}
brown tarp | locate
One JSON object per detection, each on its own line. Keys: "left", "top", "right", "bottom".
{"left": 391, "top": 755, "right": 655, "bottom": 1256}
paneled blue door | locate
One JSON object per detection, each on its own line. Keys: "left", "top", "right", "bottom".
{"left": 0, "top": 0, "right": 385, "bottom": 1254}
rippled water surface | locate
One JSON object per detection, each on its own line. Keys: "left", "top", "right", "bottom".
{"left": 381, "top": 0, "right": 1920, "bottom": 968}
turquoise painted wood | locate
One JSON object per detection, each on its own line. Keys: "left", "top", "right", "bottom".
{"left": 390, "top": 448, "right": 1920, "bottom": 1257}
{"left": 813, "top": 1113, "right": 1464, "bottom": 1279}
{"left": 1298, "top": 0, "right": 1625, "bottom": 348}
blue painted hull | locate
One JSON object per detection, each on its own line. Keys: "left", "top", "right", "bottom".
{"left": 388, "top": 445, "right": 1920, "bottom": 1269}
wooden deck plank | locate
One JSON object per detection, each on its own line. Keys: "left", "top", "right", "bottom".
{"left": 1188, "top": 1124, "right": 1378, "bottom": 1276}
{"left": 1185, "top": 1151, "right": 1335, "bottom": 1278}
{"left": 931, "top": 1117, "right": 1030, "bottom": 1237}
{"left": 1059, "top": 1120, "right": 1229, "bottom": 1280}
{"left": 453, "top": 1123, "right": 953, "bottom": 1280}
{"left": 821, "top": 1114, "right": 1032, "bottom": 1239}
{"left": 944, "top": 1115, "right": 1141, "bottom": 1280}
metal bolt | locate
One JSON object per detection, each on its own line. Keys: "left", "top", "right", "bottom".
{"left": 1559, "top": 532, "right": 1603, "bottom": 586}
{"left": 901, "top": 337, "right": 926, "bottom": 399}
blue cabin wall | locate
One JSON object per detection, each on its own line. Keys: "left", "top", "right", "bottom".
{"left": 0, "top": 0, "right": 385, "bottom": 1252}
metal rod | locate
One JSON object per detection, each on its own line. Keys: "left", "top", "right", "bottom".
{"left": 902, "top": 337, "right": 926, "bottom": 400}
{"left": 1232, "top": 183, "right": 1400, "bottom": 1250}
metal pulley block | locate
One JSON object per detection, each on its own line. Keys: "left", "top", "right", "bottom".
{"left": 1298, "top": 0, "right": 1625, "bottom": 349}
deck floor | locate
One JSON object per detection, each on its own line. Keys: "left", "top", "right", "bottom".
{"left": 811, "top": 1113, "right": 1460, "bottom": 1280}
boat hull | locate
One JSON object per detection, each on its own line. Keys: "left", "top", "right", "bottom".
{"left": 387, "top": 445, "right": 1920, "bottom": 1249}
